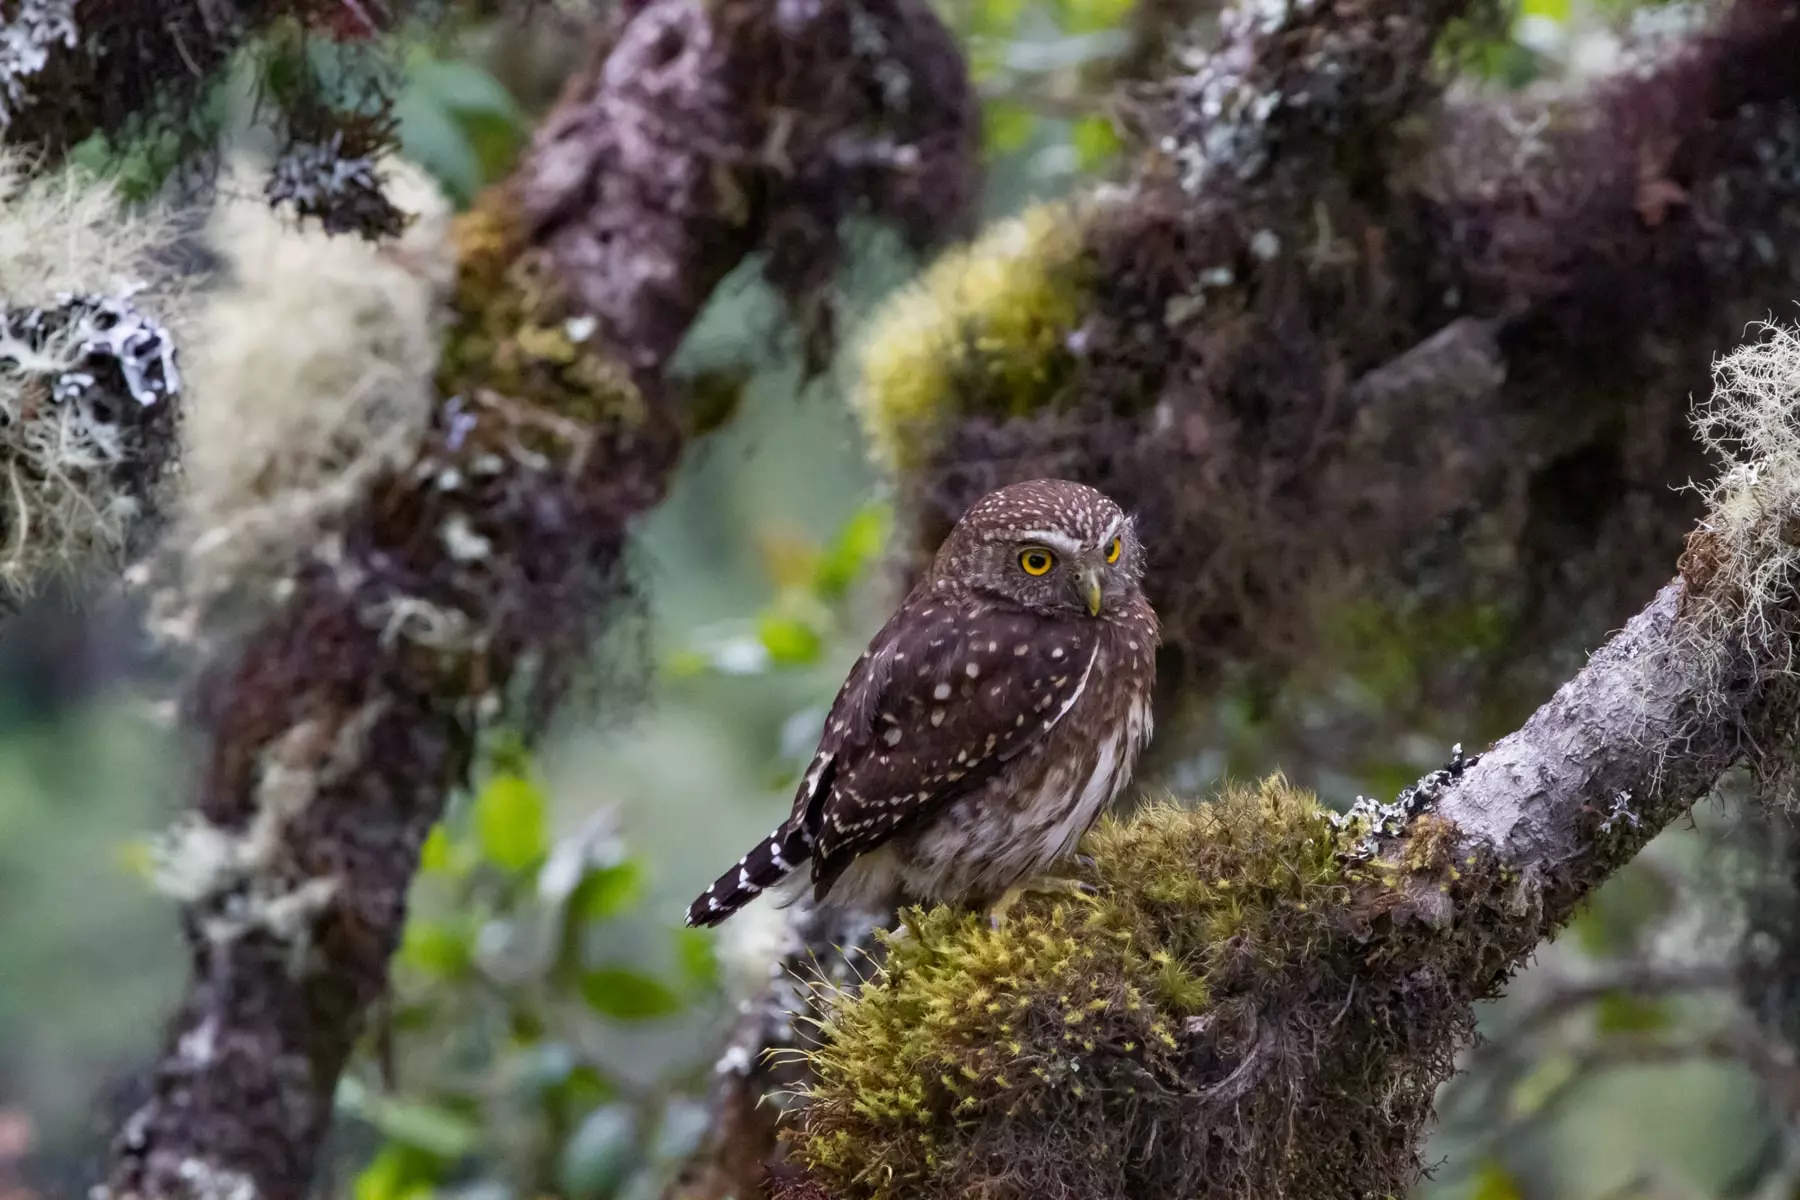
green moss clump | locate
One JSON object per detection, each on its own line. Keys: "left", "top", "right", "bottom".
{"left": 439, "top": 193, "right": 645, "bottom": 431}
{"left": 851, "top": 201, "right": 1094, "bottom": 476}
{"left": 793, "top": 777, "right": 1482, "bottom": 1199}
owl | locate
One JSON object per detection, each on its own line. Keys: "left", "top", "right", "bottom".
{"left": 685, "top": 478, "right": 1158, "bottom": 928}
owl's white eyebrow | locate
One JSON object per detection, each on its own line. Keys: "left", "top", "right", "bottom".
{"left": 1014, "top": 530, "right": 1082, "bottom": 555}
{"left": 1100, "top": 514, "right": 1125, "bottom": 546}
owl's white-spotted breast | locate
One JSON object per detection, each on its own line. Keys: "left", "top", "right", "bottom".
{"left": 685, "top": 478, "right": 1158, "bottom": 927}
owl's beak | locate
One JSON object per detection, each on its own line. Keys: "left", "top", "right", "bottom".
{"left": 1078, "top": 567, "right": 1104, "bottom": 617}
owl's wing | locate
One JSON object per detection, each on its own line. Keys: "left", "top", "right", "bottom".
{"left": 793, "top": 595, "right": 1099, "bottom": 896}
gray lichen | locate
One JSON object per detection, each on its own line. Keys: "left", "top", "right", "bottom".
{"left": 0, "top": 285, "right": 183, "bottom": 592}
{"left": 0, "top": 0, "right": 76, "bottom": 132}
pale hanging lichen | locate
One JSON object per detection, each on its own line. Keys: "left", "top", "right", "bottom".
{"left": 0, "top": 149, "right": 185, "bottom": 596}
{"left": 145, "top": 155, "right": 454, "bottom": 645}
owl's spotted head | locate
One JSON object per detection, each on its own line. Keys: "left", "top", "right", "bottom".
{"left": 933, "top": 478, "right": 1144, "bottom": 618}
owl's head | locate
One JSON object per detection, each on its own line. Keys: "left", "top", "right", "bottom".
{"left": 932, "top": 478, "right": 1144, "bottom": 618}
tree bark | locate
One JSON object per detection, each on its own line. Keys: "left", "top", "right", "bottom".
{"left": 100, "top": 3, "right": 977, "bottom": 1197}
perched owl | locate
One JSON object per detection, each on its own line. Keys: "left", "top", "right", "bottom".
{"left": 685, "top": 478, "right": 1158, "bottom": 928}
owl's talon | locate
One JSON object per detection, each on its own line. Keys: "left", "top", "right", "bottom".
{"left": 987, "top": 884, "right": 1026, "bottom": 928}
{"left": 987, "top": 875, "right": 1101, "bottom": 927}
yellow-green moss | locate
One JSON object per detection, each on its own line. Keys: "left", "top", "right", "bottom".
{"left": 851, "top": 200, "right": 1094, "bottom": 476}
{"left": 794, "top": 776, "right": 1454, "bottom": 1199}
{"left": 439, "top": 193, "right": 645, "bottom": 431}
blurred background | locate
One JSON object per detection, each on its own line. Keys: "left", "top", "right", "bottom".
{"left": 1, "top": 1, "right": 1792, "bottom": 1198}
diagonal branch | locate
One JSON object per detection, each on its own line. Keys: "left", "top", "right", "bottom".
{"left": 767, "top": 567, "right": 1774, "bottom": 1198}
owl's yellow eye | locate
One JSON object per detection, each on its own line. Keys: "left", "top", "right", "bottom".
{"left": 1019, "top": 548, "right": 1055, "bottom": 576}
{"left": 1104, "top": 536, "right": 1122, "bottom": 564}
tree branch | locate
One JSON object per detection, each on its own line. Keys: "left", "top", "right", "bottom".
{"left": 676, "top": 0, "right": 1800, "bottom": 1192}
{"left": 892, "top": 0, "right": 1800, "bottom": 728}
{"left": 101, "top": 3, "right": 977, "bottom": 1197}
{"left": 762, "top": 563, "right": 1774, "bottom": 1198}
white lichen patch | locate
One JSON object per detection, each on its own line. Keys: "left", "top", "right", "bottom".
{"left": 154, "top": 154, "right": 454, "bottom": 642}
{"left": 1160, "top": 0, "right": 1311, "bottom": 196}
{"left": 171, "top": 1158, "right": 260, "bottom": 1200}
{"left": 149, "top": 702, "right": 387, "bottom": 954}
{"left": 1332, "top": 743, "right": 1478, "bottom": 858}
{"left": 0, "top": 0, "right": 77, "bottom": 132}
{"left": 1685, "top": 321, "right": 1800, "bottom": 671}
{"left": 0, "top": 151, "right": 186, "bottom": 595}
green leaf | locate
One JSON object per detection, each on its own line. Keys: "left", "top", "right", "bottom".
{"left": 757, "top": 614, "right": 823, "bottom": 666}
{"left": 371, "top": 1101, "right": 481, "bottom": 1160}
{"left": 968, "top": 0, "right": 1028, "bottom": 34}
{"left": 674, "top": 926, "right": 721, "bottom": 991}
{"left": 1061, "top": 0, "right": 1135, "bottom": 33}
{"left": 1594, "top": 990, "right": 1670, "bottom": 1033}
{"left": 473, "top": 773, "right": 548, "bottom": 873}
{"left": 558, "top": 1105, "right": 639, "bottom": 1199}
{"left": 570, "top": 861, "right": 646, "bottom": 923}
{"left": 1508, "top": 1052, "right": 1576, "bottom": 1117}
{"left": 416, "top": 824, "right": 457, "bottom": 875}
{"left": 1070, "top": 115, "right": 1122, "bottom": 171}
{"left": 396, "top": 918, "right": 474, "bottom": 978}
{"left": 816, "top": 503, "right": 892, "bottom": 597}
{"left": 579, "top": 967, "right": 686, "bottom": 1020}
{"left": 458, "top": 108, "right": 527, "bottom": 189}
{"left": 1467, "top": 1160, "right": 1525, "bottom": 1200}
{"left": 406, "top": 56, "right": 523, "bottom": 120}
{"left": 393, "top": 89, "right": 484, "bottom": 204}
{"left": 665, "top": 648, "right": 713, "bottom": 678}
{"left": 353, "top": 1144, "right": 440, "bottom": 1200}
{"left": 984, "top": 100, "right": 1037, "bottom": 155}
{"left": 339, "top": 1078, "right": 481, "bottom": 1160}
{"left": 564, "top": 1063, "right": 616, "bottom": 1111}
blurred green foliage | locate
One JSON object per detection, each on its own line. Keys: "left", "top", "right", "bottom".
{"left": 67, "top": 21, "right": 524, "bottom": 210}
{"left": 668, "top": 501, "right": 891, "bottom": 680}
{"left": 392, "top": 45, "right": 528, "bottom": 205}
{"left": 347, "top": 742, "right": 720, "bottom": 1200}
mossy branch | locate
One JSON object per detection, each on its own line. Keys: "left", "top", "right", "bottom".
{"left": 103, "top": 3, "right": 978, "bottom": 1198}
{"left": 686, "top": 314, "right": 1800, "bottom": 1198}
{"left": 860, "top": 0, "right": 1800, "bottom": 732}
{"left": 768, "top": 571, "right": 1766, "bottom": 1199}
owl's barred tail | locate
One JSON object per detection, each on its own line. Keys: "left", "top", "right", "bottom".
{"left": 685, "top": 821, "right": 813, "bottom": 928}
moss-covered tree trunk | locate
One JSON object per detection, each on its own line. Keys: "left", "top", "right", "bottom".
{"left": 100, "top": 4, "right": 978, "bottom": 1197}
